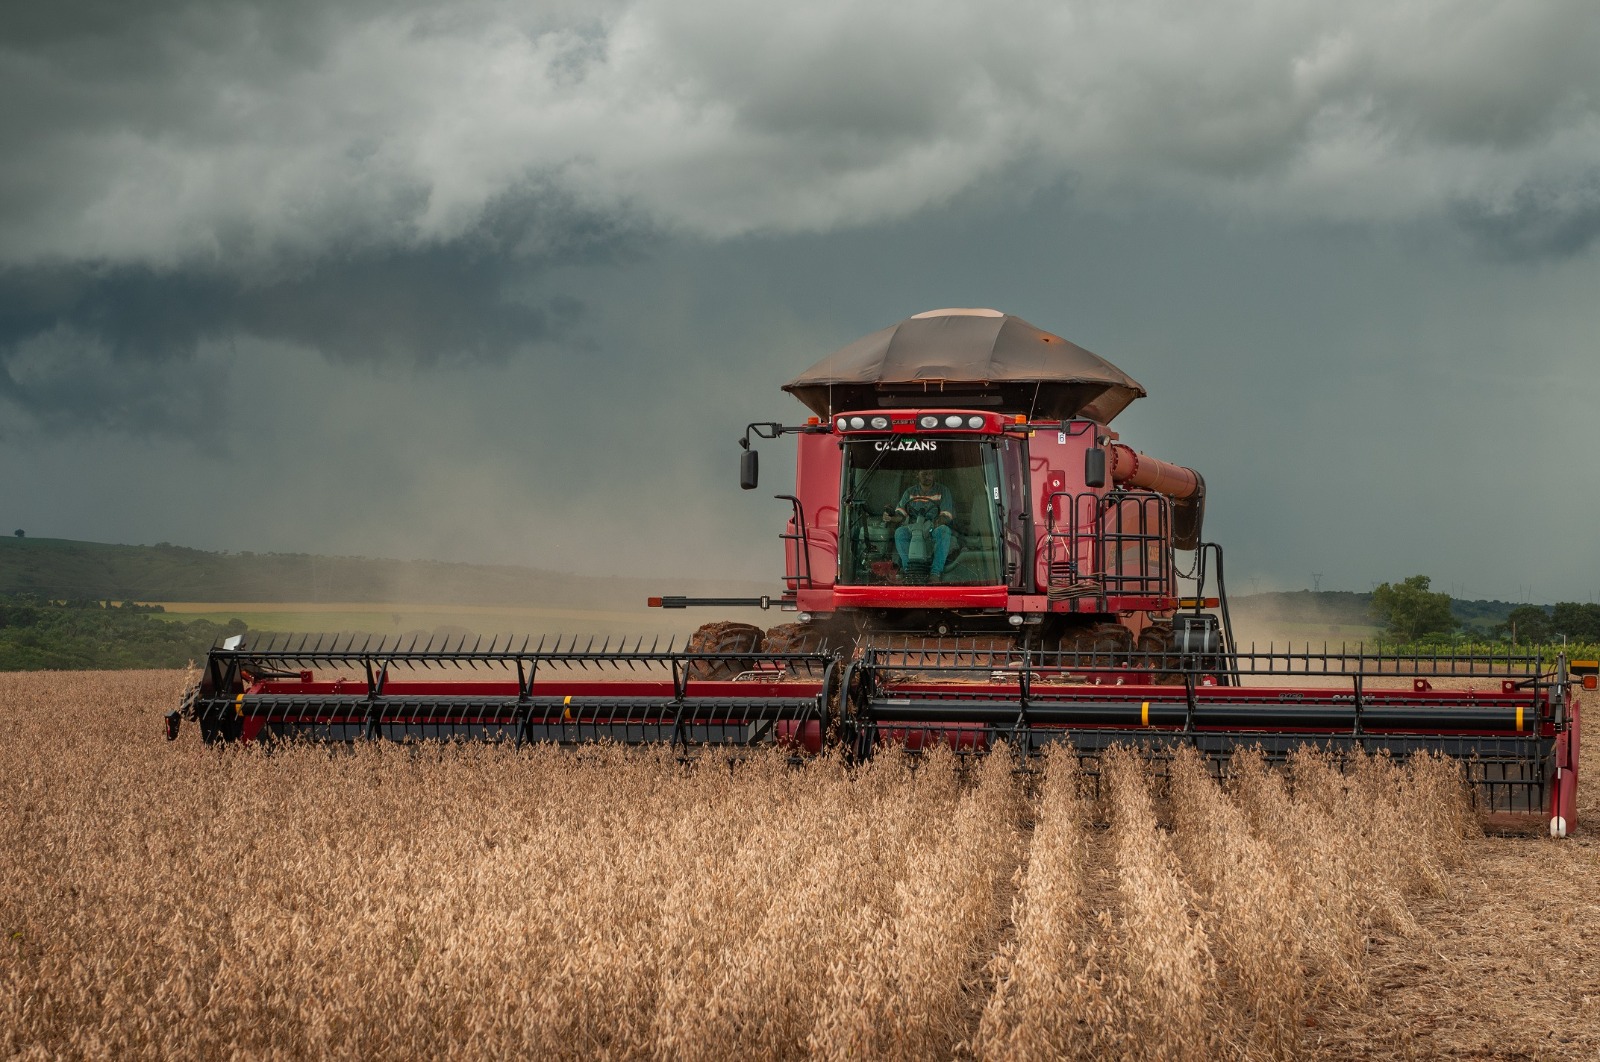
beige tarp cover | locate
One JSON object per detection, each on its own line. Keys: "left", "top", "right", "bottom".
{"left": 782, "top": 310, "right": 1146, "bottom": 423}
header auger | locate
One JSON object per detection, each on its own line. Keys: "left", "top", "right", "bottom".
{"left": 171, "top": 308, "right": 1587, "bottom": 836}
{"left": 175, "top": 631, "right": 839, "bottom": 752}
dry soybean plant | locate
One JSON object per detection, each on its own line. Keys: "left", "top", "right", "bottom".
{"left": 1, "top": 672, "right": 1477, "bottom": 1060}
{"left": 974, "top": 746, "right": 1121, "bottom": 1060}
{"left": 1168, "top": 747, "right": 1303, "bottom": 1056}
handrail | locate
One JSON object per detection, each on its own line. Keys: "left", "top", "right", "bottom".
{"left": 774, "top": 494, "right": 815, "bottom": 589}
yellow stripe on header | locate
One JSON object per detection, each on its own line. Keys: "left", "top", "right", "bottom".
{"left": 1516, "top": 706, "right": 1524, "bottom": 732}
{"left": 235, "top": 693, "right": 244, "bottom": 718}
{"left": 1142, "top": 701, "right": 1149, "bottom": 726}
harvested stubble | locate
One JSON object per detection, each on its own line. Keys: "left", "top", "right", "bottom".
{"left": 2, "top": 671, "right": 1485, "bottom": 1060}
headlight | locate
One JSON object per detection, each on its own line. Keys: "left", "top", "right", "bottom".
{"left": 919, "top": 415, "right": 939, "bottom": 429}
{"left": 944, "top": 414, "right": 963, "bottom": 428}
{"left": 849, "top": 416, "right": 866, "bottom": 429}
{"left": 869, "top": 415, "right": 890, "bottom": 430}
{"left": 967, "top": 415, "right": 985, "bottom": 429}
{"left": 836, "top": 417, "right": 848, "bottom": 431}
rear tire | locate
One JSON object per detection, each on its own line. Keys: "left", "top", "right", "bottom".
{"left": 1136, "top": 622, "right": 1183, "bottom": 684}
{"left": 686, "top": 621, "right": 765, "bottom": 679}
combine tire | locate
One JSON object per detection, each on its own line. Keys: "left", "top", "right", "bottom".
{"left": 686, "top": 621, "right": 765, "bottom": 679}
{"left": 1061, "top": 622, "right": 1134, "bottom": 661}
{"left": 1136, "top": 622, "right": 1174, "bottom": 654}
{"left": 763, "top": 623, "right": 830, "bottom": 655}
{"left": 763, "top": 623, "right": 836, "bottom": 677}
{"left": 1136, "top": 622, "right": 1184, "bottom": 684}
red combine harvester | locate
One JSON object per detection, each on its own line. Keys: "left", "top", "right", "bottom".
{"left": 172, "top": 309, "right": 1591, "bottom": 835}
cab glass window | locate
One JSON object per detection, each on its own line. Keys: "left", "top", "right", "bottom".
{"left": 838, "top": 439, "right": 1004, "bottom": 585}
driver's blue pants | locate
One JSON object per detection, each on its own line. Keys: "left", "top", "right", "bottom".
{"left": 895, "top": 524, "right": 953, "bottom": 576}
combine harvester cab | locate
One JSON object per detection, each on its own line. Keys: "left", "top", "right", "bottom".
{"left": 738, "top": 307, "right": 1213, "bottom": 660}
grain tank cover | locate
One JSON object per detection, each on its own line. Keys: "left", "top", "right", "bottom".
{"left": 783, "top": 308, "right": 1146, "bottom": 423}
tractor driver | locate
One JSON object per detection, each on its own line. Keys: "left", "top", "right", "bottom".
{"left": 883, "top": 468, "right": 955, "bottom": 580}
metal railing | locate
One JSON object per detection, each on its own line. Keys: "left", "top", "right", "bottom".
{"left": 1045, "top": 489, "right": 1173, "bottom": 602}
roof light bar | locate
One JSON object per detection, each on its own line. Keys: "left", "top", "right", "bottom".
{"left": 833, "top": 410, "right": 1000, "bottom": 434}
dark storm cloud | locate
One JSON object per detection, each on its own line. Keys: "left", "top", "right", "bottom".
{"left": 1, "top": 0, "right": 647, "bottom": 436}
{"left": 0, "top": 178, "right": 647, "bottom": 434}
{"left": 0, "top": 0, "right": 1591, "bottom": 460}
{"left": 0, "top": 176, "right": 636, "bottom": 364}
{"left": 0, "top": 257, "right": 578, "bottom": 432}
{"left": 0, "top": 324, "right": 232, "bottom": 440}
{"left": 7, "top": 0, "right": 1600, "bottom": 269}
{"left": 1452, "top": 175, "right": 1600, "bottom": 262}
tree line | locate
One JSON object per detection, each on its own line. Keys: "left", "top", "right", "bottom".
{"left": 1370, "top": 575, "right": 1598, "bottom": 645}
{"left": 0, "top": 594, "right": 243, "bottom": 670}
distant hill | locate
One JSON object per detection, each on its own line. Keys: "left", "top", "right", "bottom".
{"left": 0, "top": 537, "right": 772, "bottom": 611}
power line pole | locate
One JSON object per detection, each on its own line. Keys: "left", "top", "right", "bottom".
{"left": 1312, "top": 572, "right": 1322, "bottom": 592}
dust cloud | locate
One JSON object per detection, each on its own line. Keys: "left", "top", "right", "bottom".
{"left": 1225, "top": 593, "right": 1378, "bottom": 652}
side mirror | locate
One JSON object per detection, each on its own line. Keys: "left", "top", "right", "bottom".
{"left": 740, "top": 449, "right": 759, "bottom": 490}
{"left": 1084, "top": 447, "right": 1107, "bottom": 488}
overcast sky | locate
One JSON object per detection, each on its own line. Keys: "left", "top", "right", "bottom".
{"left": 3, "top": 0, "right": 1598, "bottom": 602}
